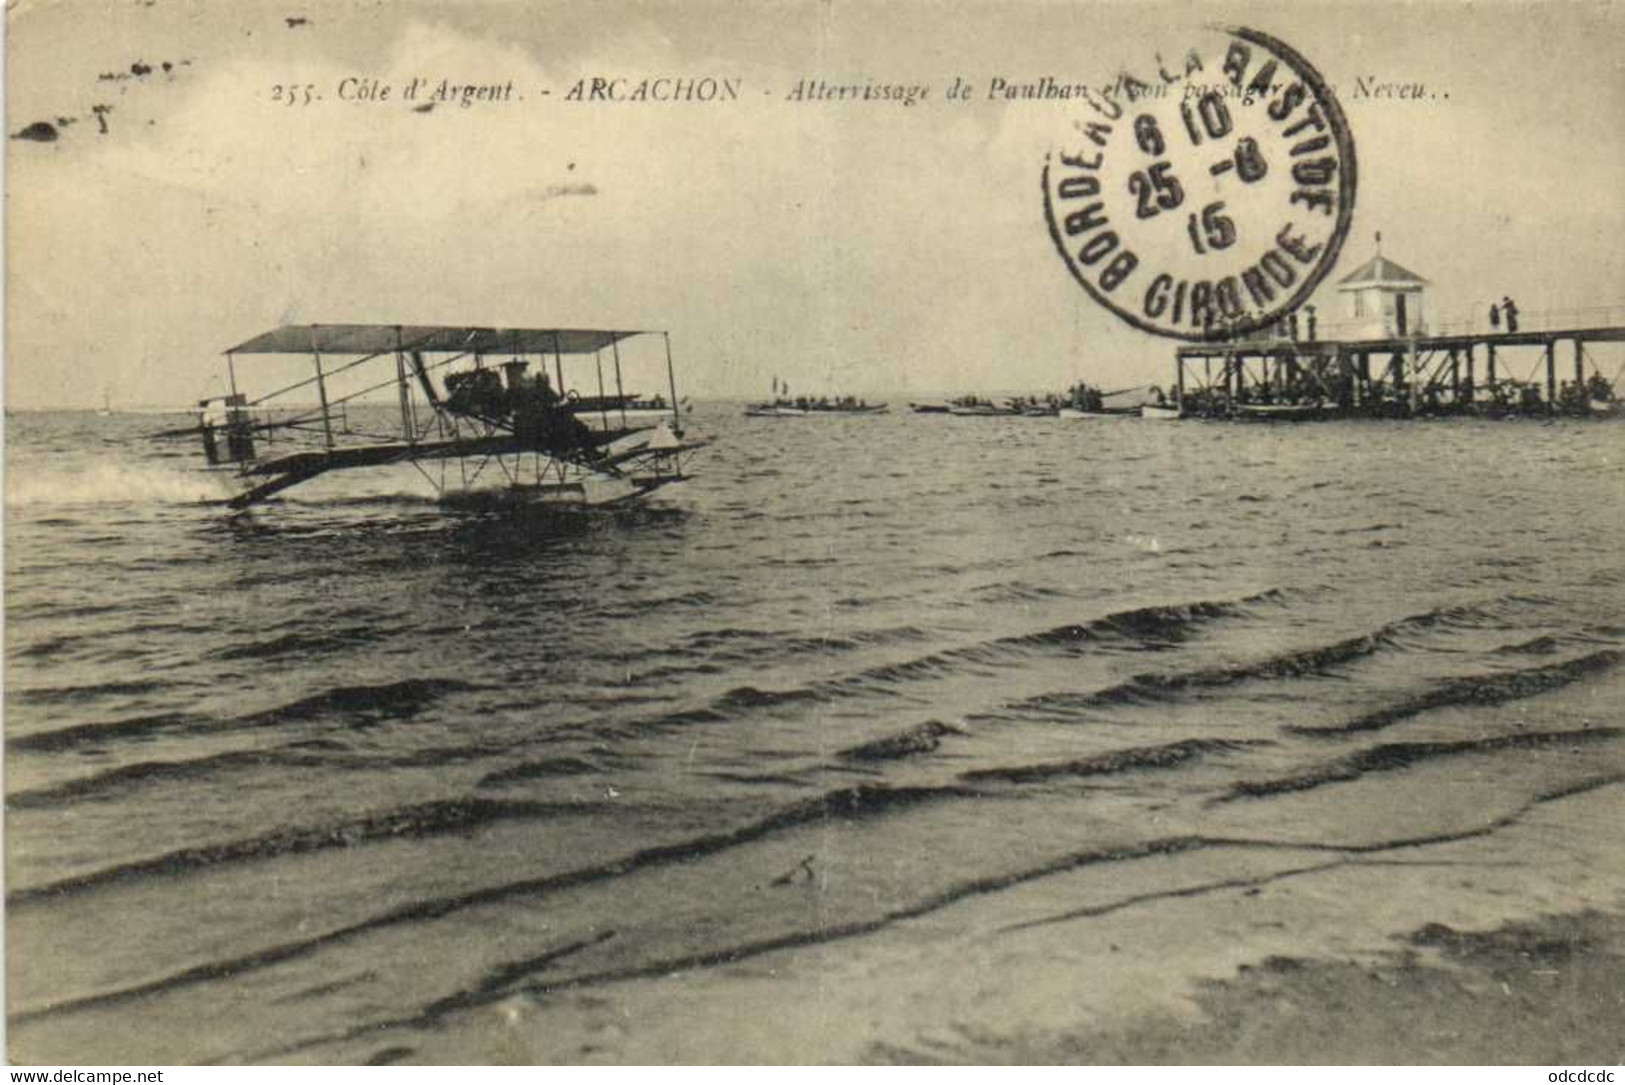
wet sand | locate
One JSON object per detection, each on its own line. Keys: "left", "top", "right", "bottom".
{"left": 1034, "top": 909, "right": 1625, "bottom": 1065}
{"left": 345, "top": 772, "right": 1623, "bottom": 1065}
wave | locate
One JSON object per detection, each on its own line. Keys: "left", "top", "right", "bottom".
{"left": 1220, "top": 727, "right": 1622, "bottom": 802}
{"left": 8, "top": 779, "right": 972, "bottom": 1023}
{"left": 594, "top": 590, "right": 718, "bottom": 619}
{"left": 8, "top": 733, "right": 540, "bottom": 809}
{"left": 7, "top": 798, "right": 588, "bottom": 905}
{"left": 966, "top": 581, "right": 1073, "bottom": 605}
{"left": 614, "top": 625, "right": 935, "bottom": 686}
{"left": 645, "top": 707, "right": 729, "bottom": 727}
{"left": 418, "top": 931, "right": 619, "bottom": 1018}
{"left": 28, "top": 755, "right": 1624, "bottom": 1034}
{"left": 1085, "top": 630, "right": 1392, "bottom": 707}
{"left": 7, "top": 677, "right": 197, "bottom": 706}
{"left": 5, "top": 462, "right": 224, "bottom": 507}
{"left": 10, "top": 677, "right": 482, "bottom": 759}
{"left": 8, "top": 711, "right": 202, "bottom": 754}
{"left": 837, "top": 720, "right": 962, "bottom": 763}
{"left": 716, "top": 685, "right": 831, "bottom": 710}
{"left": 1007, "top": 591, "right": 1285, "bottom": 651}
{"left": 962, "top": 737, "right": 1269, "bottom": 785}
{"left": 672, "top": 590, "right": 1288, "bottom": 724}
{"left": 1292, "top": 649, "right": 1624, "bottom": 736}
{"left": 323, "top": 777, "right": 1625, "bottom": 1047}
{"left": 1492, "top": 627, "right": 1620, "bottom": 657}
{"left": 478, "top": 757, "right": 606, "bottom": 787}
{"left": 1330, "top": 522, "right": 1401, "bottom": 535}
{"left": 1492, "top": 634, "right": 1568, "bottom": 656}
{"left": 247, "top": 677, "right": 482, "bottom": 725}
{"left": 9, "top": 634, "right": 87, "bottom": 660}
{"left": 5, "top": 748, "right": 337, "bottom": 811}
{"left": 965, "top": 600, "right": 1509, "bottom": 725}
{"left": 208, "top": 627, "right": 379, "bottom": 662}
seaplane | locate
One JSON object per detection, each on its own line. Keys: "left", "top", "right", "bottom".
{"left": 160, "top": 324, "right": 704, "bottom": 512}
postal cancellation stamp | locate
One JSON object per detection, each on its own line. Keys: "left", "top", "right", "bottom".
{"left": 1042, "top": 26, "right": 1357, "bottom": 342}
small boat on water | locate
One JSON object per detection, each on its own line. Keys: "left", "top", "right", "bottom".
{"left": 946, "top": 396, "right": 1018, "bottom": 417}
{"left": 744, "top": 403, "right": 807, "bottom": 417}
{"left": 748, "top": 378, "right": 885, "bottom": 417}
{"left": 744, "top": 394, "right": 887, "bottom": 417}
{"left": 1057, "top": 406, "right": 1137, "bottom": 419}
{"left": 1232, "top": 402, "right": 1325, "bottom": 422}
{"left": 1139, "top": 404, "right": 1183, "bottom": 420}
{"left": 930, "top": 394, "right": 1070, "bottom": 417}
{"left": 1006, "top": 395, "right": 1060, "bottom": 417}
{"left": 568, "top": 392, "right": 676, "bottom": 430}
{"left": 1057, "top": 380, "right": 1147, "bottom": 419}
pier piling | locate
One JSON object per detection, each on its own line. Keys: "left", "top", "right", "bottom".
{"left": 1172, "top": 325, "right": 1625, "bottom": 419}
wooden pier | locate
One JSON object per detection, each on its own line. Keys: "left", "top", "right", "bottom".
{"left": 1172, "top": 325, "right": 1625, "bottom": 419}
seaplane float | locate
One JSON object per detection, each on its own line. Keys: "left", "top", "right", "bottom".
{"left": 158, "top": 324, "right": 704, "bottom": 511}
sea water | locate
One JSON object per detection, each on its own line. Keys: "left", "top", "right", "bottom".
{"left": 6, "top": 405, "right": 1623, "bottom": 1062}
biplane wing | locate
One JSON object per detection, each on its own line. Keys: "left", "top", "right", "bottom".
{"left": 226, "top": 325, "right": 646, "bottom": 357}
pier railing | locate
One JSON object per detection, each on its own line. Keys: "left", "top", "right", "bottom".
{"left": 1304, "top": 304, "right": 1625, "bottom": 342}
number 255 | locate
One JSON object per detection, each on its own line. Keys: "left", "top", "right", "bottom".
{"left": 270, "top": 83, "right": 317, "bottom": 106}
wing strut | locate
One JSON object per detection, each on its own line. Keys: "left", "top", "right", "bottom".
{"left": 664, "top": 332, "right": 682, "bottom": 436}
{"left": 408, "top": 351, "right": 442, "bottom": 407}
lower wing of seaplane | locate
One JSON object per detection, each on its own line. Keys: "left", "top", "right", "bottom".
{"left": 158, "top": 324, "right": 704, "bottom": 511}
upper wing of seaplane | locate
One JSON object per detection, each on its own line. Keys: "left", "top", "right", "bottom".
{"left": 164, "top": 323, "right": 704, "bottom": 510}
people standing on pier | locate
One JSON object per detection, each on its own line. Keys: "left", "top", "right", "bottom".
{"left": 1501, "top": 296, "right": 1519, "bottom": 333}
{"left": 1489, "top": 302, "right": 1500, "bottom": 329}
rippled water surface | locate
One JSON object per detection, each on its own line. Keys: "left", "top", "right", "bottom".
{"left": 7, "top": 405, "right": 1624, "bottom": 1062}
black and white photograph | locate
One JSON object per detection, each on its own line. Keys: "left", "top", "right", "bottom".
{"left": 5, "top": 0, "right": 1622, "bottom": 1067}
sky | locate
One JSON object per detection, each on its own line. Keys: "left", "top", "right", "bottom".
{"left": 5, "top": 0, "right": 1623, "bottom": 408}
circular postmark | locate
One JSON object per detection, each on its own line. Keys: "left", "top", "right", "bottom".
{"left": 1042, "top": 26, "right": 1356, "bottom": 342}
